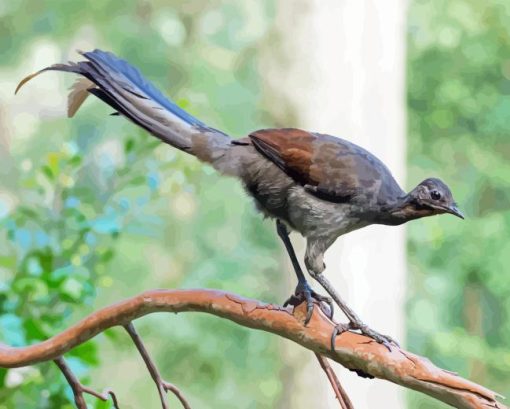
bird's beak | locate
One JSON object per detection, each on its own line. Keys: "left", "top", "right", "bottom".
{"left": 445, "top": 204, "right": 464, "bottom": 219}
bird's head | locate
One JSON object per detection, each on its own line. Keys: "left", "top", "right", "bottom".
{"left": 389, "top": 178, "right": 464, "bottom": 222}
{"left": 407, "top": 178, "right": 464, "bottom": 219}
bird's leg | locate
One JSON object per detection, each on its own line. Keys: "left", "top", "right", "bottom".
{"left": 276, "top": 220, "right": 333, "bottom": 324}
{"left": 309, "top": 271, "right": 399, "bottom": 351}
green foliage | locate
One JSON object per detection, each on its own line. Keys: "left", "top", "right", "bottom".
{"left": 5, "top": 0, "right": 507, "bottom": 407}
{"left": 0, "top": 1, "right": 280, "bottom": 408}
{"left": 0, "top": 129, "right": 162, "bottom": 407}
{"left": 407, "top": 0, "right": 510, "bottom": 406}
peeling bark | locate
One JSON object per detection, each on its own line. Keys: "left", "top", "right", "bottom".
{"left": 0, "top": 289, "right": 505, "bottom": 409}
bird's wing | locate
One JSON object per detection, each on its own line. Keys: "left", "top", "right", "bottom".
{"left": 249, "top": 128, "right": 400, "bottom": 203}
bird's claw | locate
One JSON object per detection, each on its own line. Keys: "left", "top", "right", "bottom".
{"left": 330, "top": 321, "right": 399, "bottom": 352}
{"left": 283, "top": 282, "right": 333, "bottom": 325}
{"left": 330, "top": 323, "right": 352, "bottom": 350}
{"left": 356, "top": 324, "right": 399, "bottom": 351}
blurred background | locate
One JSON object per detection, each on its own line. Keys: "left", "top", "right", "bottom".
{"left": 0, "top": 0, "right": 508, "bottom": 408}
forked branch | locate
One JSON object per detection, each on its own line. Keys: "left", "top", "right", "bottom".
{"left": 54, "top": 357, "right": 119, "bottom": 408}
{"left": 0, "top": 289, "right": 505, "bottom": 409}
{"left": 124, "top": 322, "right": 192, "bottom": 409}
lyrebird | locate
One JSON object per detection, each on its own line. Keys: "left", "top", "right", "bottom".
{"left": 16, "top": 49, "right": 463, "bottom": 348}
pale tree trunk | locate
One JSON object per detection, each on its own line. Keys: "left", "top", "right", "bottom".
{"left": 261, "top": 1, "right": 407, "bottom": 407}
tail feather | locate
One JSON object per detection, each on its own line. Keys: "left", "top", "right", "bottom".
{"left": 68, "top": 78, "right": 95, "bottom": 117}
{"left": 82, "top": 50, "right": 205, "bottom": 127}
{"left": 15, "top": 49, "right": 230, "bottom": 155}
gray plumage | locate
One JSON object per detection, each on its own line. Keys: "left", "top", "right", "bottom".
{"left": 16, "top": 49, "right": 463, "bottom": 346}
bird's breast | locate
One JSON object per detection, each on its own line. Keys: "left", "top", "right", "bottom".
{"left": 286, "top": 186, "right": 371, "bottom": 239}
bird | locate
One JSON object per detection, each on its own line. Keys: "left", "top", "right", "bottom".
{"left": 16, "top": 49, "right": 464, "bottom": 348}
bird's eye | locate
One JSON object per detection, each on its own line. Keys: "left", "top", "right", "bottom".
{"left": 430, "top": 190, "right": 441, "bottom": 200}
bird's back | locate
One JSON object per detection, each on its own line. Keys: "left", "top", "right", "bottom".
{"left": 248, "top": 128, "right": 405, "bottom": 209}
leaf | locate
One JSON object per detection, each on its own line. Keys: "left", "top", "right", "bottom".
{"left": 0, "top": 314, "right": 25, "bottom": 346}
{"left": 69, "top": 341, "right": 99, "bottom": 365}
{"left": 0, "top": 368, "right": 7, "bottom": 387}
{"left": 102, "top": 327, "right": 120, "bottom": 342}
{"left": 60, "top": 278, "right": 83, "bottom": 301}
{"left": 0, "top": 255, "right": 16, "bottom": 269}
{"left": 23, "top": 318, "right": 49, "bottom": 341}
{"left": 41, "top": 165, "right": 55, "bottom": 181}
{"left": 47, "top": 152, "right": 60, "bottom": 176}
{"left": 13, "top": 277, "right": 49, "bottom": 300}
{"left": 124, "top": 138, "right": 135, "bottom": 153}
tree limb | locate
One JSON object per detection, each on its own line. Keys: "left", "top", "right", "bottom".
{"left": 54, "top": 356, "right": 119, "bottom": 408}
{"left": 315, "top": 353, "right": 354, "bottom": 409}
{"left": 0, "top": 289, "right": 505, "bottom": 409}
{"left": 124, "top": 322, "right": 192, "bottom": 409}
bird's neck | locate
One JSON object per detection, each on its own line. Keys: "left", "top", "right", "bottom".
{"left": 377, "top": 195, "right": 432, "bottom": 226}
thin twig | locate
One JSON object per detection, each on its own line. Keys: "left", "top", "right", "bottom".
{"left": 315, "top": 353, "right": 354, "bottom": 409}
{"left": 54, "top": 356, "right": 119, "bottom": 409}
{"left": 124, "top": 322, "right": 192, "bottom": 409}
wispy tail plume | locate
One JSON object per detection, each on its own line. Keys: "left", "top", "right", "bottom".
{"left": 16, "top": 49, "right": 230, "bottom": 156}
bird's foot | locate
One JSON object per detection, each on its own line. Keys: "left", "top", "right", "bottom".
{"left": 330, "top": 321, "right": 399, "bottom": 352}
{"left": 283, "top": 281, "right": 333, "bottom": 325}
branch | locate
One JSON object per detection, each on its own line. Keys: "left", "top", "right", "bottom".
{"left": 124, "top": 322, "right": 192, "bottom": 409}
{"left": 0, "top": 289, "right": 505, "bottom": 409}
{"left": 315, "top": 353, "right": 354, "bottom": 409}
{"left": 54, "top": 356, "right": 119, "bottom": 408}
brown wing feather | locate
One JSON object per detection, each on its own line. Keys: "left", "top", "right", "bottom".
{"left": 250, "top": 128, "right": 316, "bottom": 185}
{"left": 249, "top": 128, "right": 402, "bottom": 204}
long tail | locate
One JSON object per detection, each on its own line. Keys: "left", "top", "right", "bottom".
{"left": 15, "top": 49, "right": 231, "bottom": 160}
